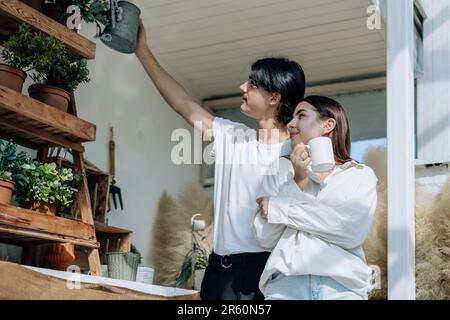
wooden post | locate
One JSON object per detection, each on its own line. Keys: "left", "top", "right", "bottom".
{"left": 72, "top": 148, "right": 101, "bottom": 275}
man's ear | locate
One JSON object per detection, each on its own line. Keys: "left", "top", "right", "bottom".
{"left": 323, "top": 118, "right": 337, "bottom": 135}
{"left": 269, "top": 92, "right": 281, "bottom": 105}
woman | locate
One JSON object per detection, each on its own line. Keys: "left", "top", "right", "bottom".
{"left": 253, "top": 96, "right": 378, "bottom": 300}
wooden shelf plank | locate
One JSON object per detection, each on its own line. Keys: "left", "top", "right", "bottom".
{"left": 0, "top": 225, "right": 99, "bottom": 248}
{"left": 0, "top": 85, "right": 96, "bottom": 150}
{"left": 94, "top": 222, "right": 133, "bottom": 235}
{"left": 0, "top": 117, "right": 84, "bottom": 152}
{"left": 0, "top": 203, "right": 98, "bottom": 245}
{"left": 0, "top": 0, "right": 96, "bottom": 59}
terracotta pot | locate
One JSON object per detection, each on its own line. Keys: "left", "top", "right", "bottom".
{"left": 29, "top": 200, "right": 58, "bottom": 215}
{"left": 0, "top": 64, "right": 27, "bottom": 92}
{"left": 47, "top": 243, "right": 76, "bottom": 271}
{"left": 0, "top": 179, "right": 15, "bottom": 205}
{"left": 28, "top": 84, "right": 71, "bottom": 112}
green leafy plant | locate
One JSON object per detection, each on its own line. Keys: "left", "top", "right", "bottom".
{"left": 0, "top": 24, "right": 35, "bottom": 70}
{"left": 0, "top": 140, "right": 33, "bottom": 187}
{"left": 175, "top": 238, "right": 210, "bottom": 289}
{"left": 28, "top": 30, "right": 90, "bottom": 91}
{"left": 3, "top": 23, "right": 90, "bottom": 92}
{"left": 16, "top": 162, "right": 79, "bottom": 209}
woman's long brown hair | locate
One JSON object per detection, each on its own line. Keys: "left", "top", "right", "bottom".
{"left": 301, "top": 95, "right": 353, "bottom": 164}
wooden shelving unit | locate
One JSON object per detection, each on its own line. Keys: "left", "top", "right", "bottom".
{"left": 0, "top": 0, "right": 102, "bottom": 275}
{"left": 0, "top": 85, "right": 95, "bottom": 151}
{"left": 0, "top": 0, "right": 96, "bottom": 59}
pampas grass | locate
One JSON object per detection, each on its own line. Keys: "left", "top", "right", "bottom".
{"left": 363, "top": 146, "right": 450, "bottom": 299}
{"left": 362, "top": 147, "right": 388, "bottom": 299}
{"left": 149, "top": 184, "right": 213, "bottom": 288}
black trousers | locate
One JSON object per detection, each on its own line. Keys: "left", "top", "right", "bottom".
{"left": 200, "top": 251, "right": 270, "bottom": 300}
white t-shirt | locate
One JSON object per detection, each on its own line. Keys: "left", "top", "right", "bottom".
{"left": 211, "top": 117, "right": 291, "bottom": 255}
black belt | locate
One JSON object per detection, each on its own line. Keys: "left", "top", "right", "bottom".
{"left": 208, "top": 251, "right": 270, "bottom": 269}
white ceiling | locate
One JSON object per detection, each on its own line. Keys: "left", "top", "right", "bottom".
{"left": 134, "top": 0, "right": 386, "bottom": 99}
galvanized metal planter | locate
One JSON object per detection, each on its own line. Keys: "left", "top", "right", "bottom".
{"left": 101, "top": 1, "right": 141, "bottom": 54}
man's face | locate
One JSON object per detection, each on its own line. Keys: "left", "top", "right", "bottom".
{"left": 239, "top": 77, "right": 277, "bottom": 121}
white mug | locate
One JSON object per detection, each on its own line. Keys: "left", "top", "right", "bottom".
{"left": 307, "top": 137, "right": 335, "bottom": 172}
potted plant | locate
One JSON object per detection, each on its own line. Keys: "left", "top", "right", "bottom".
{"left": 23, "top": 25, "right": 90, "bottom": 112}
{"left": 175, "top": 243, "right": 209, "bottom": 289}
{"left": 0, "top": 140, "right": 32, "bottom": 205}
{"left": 106, "top": 250, "right": 141, "bottom": 281}
{"left": 0, "top": 24, "right": 35, "bottom": 92}
{"left": 129, "top": 244, "right": 155, "bottom": 284}
{"left": 2, "top": 24, "right": 90, "bottom": 112}
{"left": 16, "top": 162, "right": 78, "bottom": 215}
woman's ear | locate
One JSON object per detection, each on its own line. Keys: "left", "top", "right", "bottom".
{"left": 269, "top": 92, "right": 281, "bottom": 105}
{"left": 322, "top": 118, "right": 336, "bottom": 135}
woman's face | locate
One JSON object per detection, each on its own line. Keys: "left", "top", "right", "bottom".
{"left": 287, "top": 101, "right": 335, "bottom": 144}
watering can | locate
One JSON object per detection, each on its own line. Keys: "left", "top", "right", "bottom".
{"left": 100, "top": 0, "right": 141, "bottom": 54}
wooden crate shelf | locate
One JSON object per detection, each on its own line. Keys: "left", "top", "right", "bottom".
{"left": 95, "top": 222, "right": 132, "bottom": 263}
{"left": 0, "top": 0, "right": 96, "bottom": 59}
{"left": 0, "top": 0, "right": 103, "bottom": 275}
{"left": 0, "top": 85, "right": 96, "bottom": 152}
{"left": 71, "top": 222, "right": 132, "bottom": 271}
{"left": 0, "top": 203, "right": 99, "bottom": 248}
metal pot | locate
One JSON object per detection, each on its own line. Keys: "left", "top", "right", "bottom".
{"left": 100, "top": 1, "right": 141, "bottom": 54}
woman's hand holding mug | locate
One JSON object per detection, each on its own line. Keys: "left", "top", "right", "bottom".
{"left": 291, "top": 136, "right": 311, "bottom": 185}
{"left": 256, "top": 197, "right": 269, "bottom": 219}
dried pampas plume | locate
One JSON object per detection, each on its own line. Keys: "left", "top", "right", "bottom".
{"left": 363, "top": 146, "right": 450, "bottom": 299}
{"left": 149, "top": 184, "right": 213, "bottom": 287}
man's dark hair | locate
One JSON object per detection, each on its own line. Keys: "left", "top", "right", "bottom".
{"left": 250, "top": 57, "right": 306, "bottom": 124}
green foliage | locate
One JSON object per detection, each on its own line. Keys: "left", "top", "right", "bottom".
{"left": 175, "top": 243, "right": 209, "bottom": 289}
{"left": 0, "top": 140, "right": 33, "bottom": 188}
{"left": 16, "top": 162, "right": 78, "bottom": 209}
{"left": 27, "top": 27, "right": 90, "bottom": 91}
{"left": 1, "top": 24, "right": 35, "bottom": 70}
{"left": 2, "top": 23, "right": 90, "bottom": 92}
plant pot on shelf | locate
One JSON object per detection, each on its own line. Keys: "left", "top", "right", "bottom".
{"left": 28, "top": 84, "right": 71, "bottom": 112}
{"left": 0, "top": 64, "right": 27, "bottom": 92}
{"left": 0, "top": 179, "right": 15, "bottom": 205}
{"left": 46, "top": 243, "right": 76, "bottom": 271}
{"left": 106, "top": 252, "right": 140, "bottom": 281}
{"left": 28, "top": 200, "right": 58, "bottom": 215}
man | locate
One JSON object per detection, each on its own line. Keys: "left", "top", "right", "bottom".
{"left": 135, "top": 21, "right": 306, "bottom": 300}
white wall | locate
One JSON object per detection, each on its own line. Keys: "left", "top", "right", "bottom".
{"left": 418, "top": 0, "right": 450, "bottom": 164}
{"left": 72, "top": 23, "right": 200, "bottom": 265}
